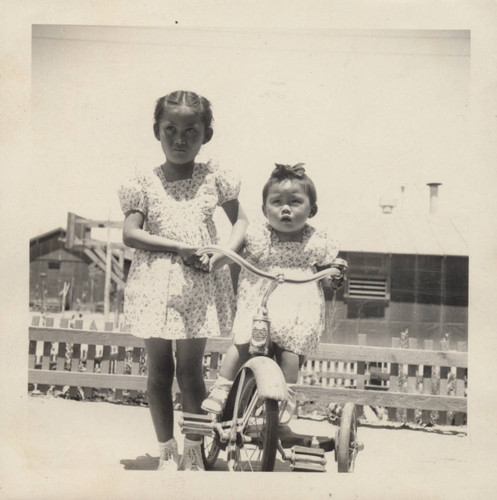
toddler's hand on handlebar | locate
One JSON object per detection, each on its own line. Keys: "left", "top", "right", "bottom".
{"left": 195, "top": 246, "right": 232, "bottom": 272}
{"left": 320, "top": 268, "right": 341, "bottom": 288}
{"left": 320, "top": 261, "right": 348, "bottom": 290}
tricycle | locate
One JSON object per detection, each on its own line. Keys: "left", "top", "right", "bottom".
{"left": 179, "top": 246, "right": 363, "bottom": 472}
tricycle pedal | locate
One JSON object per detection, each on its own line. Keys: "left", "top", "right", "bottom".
{"left": 292, "top": 445, "right": 326, "bottom": 457}
{"left": 178, "top": 412, "right": 216, "bottom": 437}
{"left": 291, "top": 462, "right": 327, "bottom": 472}
{"left": 288, "top": 445, "right": 327, "bottom": 472}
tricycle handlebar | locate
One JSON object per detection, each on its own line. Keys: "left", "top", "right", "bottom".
{"left": 197, "top": 245, "right": 347, "bottom": 284}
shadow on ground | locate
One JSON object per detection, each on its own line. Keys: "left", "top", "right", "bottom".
{"left": 120, "top": 454, "right": 159, "bottom": 470}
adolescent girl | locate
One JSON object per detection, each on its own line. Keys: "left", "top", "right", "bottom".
{"left": 118, "top": 91, "right": 248, "bottom": 471}
{"left": 202, "top": 163, "right": 342, "bottom": 420}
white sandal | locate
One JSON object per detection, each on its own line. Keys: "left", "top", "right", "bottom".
{"left": 179, "top": 439, "right": 205, "bottom": 471}
{"left": 201, "top": 384, "right": 231, "bottom": 414}
{"left": 157, "top": 437, "right": 179, "bottom": 471}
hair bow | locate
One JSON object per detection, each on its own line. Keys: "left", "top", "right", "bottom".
{"left": 273, "top": 163, "right": 306, "bottom": 178}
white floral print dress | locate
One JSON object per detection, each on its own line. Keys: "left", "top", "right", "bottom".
{"left": 118, "top": 162, "right": 239, "bottom": 339}
{"left": 232, "top": 221, "right": 339, "bottom": 356}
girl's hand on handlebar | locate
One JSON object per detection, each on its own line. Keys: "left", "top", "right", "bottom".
{"left": 178, "top": 245, "right": 209, "bottom": 272}
{"left": 197, "top": 253, "right": 211, "bottom": 272}
{"left": 178, "top": 244, "right": 198, "bottom": 265}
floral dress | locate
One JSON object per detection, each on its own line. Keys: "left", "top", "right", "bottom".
{"left": 232, "top": 221, "right": 339, "bottom": 356}
{"left": 117, "top": 162, "right": 239, "bottom": 339}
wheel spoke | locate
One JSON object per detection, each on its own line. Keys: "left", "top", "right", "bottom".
{"left": 228, "top": 371, "right": 278, "bottom": 472}
{"left": 239, "top": 445, "right": 262, "bottom": 471}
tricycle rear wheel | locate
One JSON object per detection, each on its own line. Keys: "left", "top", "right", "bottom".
{"left": 201, "top": 435, "right": 221, "bottom": 470}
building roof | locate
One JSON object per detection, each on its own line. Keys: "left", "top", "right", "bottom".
{"left": 323, "top": 212, "right": 469, "bottom": 256}
{"left": 29, "top": 227, "right": 65, "bottom": 246}
{"left": 30, "top": 227, "right": 134, "bottom": 261}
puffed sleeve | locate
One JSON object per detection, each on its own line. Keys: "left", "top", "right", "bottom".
{"left": 309, "top": 226, "right": 339, "bottom": 267}
{"left": 242, "top": 221, "right": 271, "bottom": 263}
{"left": 215, "top": 167, "right": 241, "bottom": 206}
{"left": 117, "top": 175, "right": 148, "bottom": 218}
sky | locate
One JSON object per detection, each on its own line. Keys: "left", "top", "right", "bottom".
{"left": 30, "top": 26, "right": 471, "bottom": 243}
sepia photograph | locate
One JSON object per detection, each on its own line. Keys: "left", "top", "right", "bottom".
{"left": 2, "top": 1, "right": 497, "bottom": 499}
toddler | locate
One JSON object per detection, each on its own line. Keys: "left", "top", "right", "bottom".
{"left": 202, "top": 164, "right": 342, "bottom": 419}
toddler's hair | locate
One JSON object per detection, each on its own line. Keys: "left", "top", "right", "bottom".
{"left": 154, "top": 90, "right": 213, "bottom": 130}
{"left": 262, "top": 163, "right": 317, "bottom": 209}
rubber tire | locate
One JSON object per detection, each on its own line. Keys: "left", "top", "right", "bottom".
{"left": 201, "top": 435, "right": 221, "bottom": 470}
{"left": 231, "top": 370, "right": 279, "bottom": 471}
{"left": 336, "top": 402, "right": 357, "bottom": 473}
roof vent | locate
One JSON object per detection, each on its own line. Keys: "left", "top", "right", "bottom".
{"left": 427, "top": 183, "right": 442, "bottom": 215}
{"left": 379, "top": 195, "right": 396, "bottom": 214}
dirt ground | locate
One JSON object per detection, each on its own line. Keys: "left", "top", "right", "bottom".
{"left": 1, "top": 395, "right": 489, "bottom": 500}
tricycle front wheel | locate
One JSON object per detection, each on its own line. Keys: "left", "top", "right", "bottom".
{"left": 335, "top": 403, "right": 360, "bottom": 472}
{"left": 228, "top": 370, "right": 279, "bottom": 471}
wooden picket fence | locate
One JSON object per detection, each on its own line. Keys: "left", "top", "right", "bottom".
{"left": 28, "top": 316, "right": 467, "bottom": 426}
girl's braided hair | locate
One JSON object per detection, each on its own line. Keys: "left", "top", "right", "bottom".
{"left": 153, "top": 90, "right": 213, "bottom": 132}
{"left": 262, "top": 163, "right": 318, "bottom": 215}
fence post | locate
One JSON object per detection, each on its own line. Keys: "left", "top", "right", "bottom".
{"left": 100, "top": 322, "right": 114, "bottom": 379}
{"left": 129, "top": 347, "right": 143, "bottom": 402}
{"left": 38, "top": 339, "right": 52, "bottom": 394}
{"left": 395, "top": 330, "right": 409, "bottom": 422}
{"left": 68, "top": 339, "right": 82, "bottom": 399}
{"left": 56, "top": 340, "right": 66, "bottom": 371}
{"left": 422, "top": 339, "right": 434, "bottom": 424}
{"left": 454, "top": 341, "right": 467, "bottom": 426}
{"left": 438, "top": 339, "right": 450, "bottom": 425}
{"left": 82, "top": 320, "right": 98, "bottom": 399}
{"left": 356, "top": 334, "right": 367, "bottom": 419}
{"left": 54, "top": 322, "right": 66, "bottom": 393}
{"left": 101, "top": 345, "right": 111, "bottom": 375}
{"left": 406, "top": 338, "right": 418, "bottom": 423}
{"left": 37, "top": 317, "right": 54, "bottom": 394}
{"left": 387, "top": 337, "right": 400, "bottom": 422}
{"left": 41, "top": 341, "right": 51, "bottom": 370}
{"left": 29, "top": 339, "right": 37, "bottom": 369}
{"left": 115, "top": 346, "right": 127, "bottom": 401}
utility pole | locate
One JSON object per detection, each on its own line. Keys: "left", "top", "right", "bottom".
{"left": 40, "top": 272, "right": 47, "bottom": 318}
{"left": 104, "top": 223, "right": 112, "bottom": 320}
{"left": 65, "top": 212, "right": 125, "bottom": 320}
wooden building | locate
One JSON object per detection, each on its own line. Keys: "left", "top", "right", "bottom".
{"left": 322, "top": 212, "right": 468, "bottom": 348}
{"left": 29, "top": 227, "right": 130, "bottom": 313}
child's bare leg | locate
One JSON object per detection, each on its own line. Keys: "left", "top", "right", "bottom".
{"left": 202, "top": 343, "right": 250, "bottom": 414}
{"left": 274, "top": 346, "right": 304, "bottom": 424}
{"left": 274, "top": 346, "right": 301, "bottom": 384}
{"left": 218, "top": 343, "right": 251, "bottom": 380}
{"left": 144, "top": 338, "right": 175, "bottom": 443}
{"left": 175, "top": 338, "right": 207, "bottom": 441}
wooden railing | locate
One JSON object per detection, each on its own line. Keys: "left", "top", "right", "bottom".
{"left": 28, "top": 317, "right": 467, "bottom": 426}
